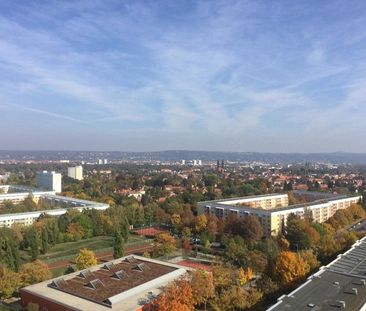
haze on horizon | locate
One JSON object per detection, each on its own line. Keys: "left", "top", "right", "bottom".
{"left": 0, "top": 0, "right": 366, "bottom": 153}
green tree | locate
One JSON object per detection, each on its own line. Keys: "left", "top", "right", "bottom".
{"left": 29, "top": 227, "right": 39, "bottom": 260}
{"left": 285, "top": 214, "right": 311, "bottom": 250}
{"left": 2, "top": 238, "right": 20, "bottom": 272}
{"left": 41, "top": 227, "right": 49, "bottom": 255}
{"left": 113, "top": 231, "right": 125, "bottom": 259}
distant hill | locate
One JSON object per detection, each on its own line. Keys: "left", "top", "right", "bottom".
{"left": 0, "top": 150, "right": 366, "bottom": 164}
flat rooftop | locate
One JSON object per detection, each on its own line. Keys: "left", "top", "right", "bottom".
{"left": 0, "top": 185, "right": 109, "bottom": 214}
{"left": 50, "top": 256, "right": 176, "bottom": 307}
{"left": 21, "top": 255, "right": 187, "bottom": 310}
{"left": 268, "top": 236, "right": 366, "bottom": 311}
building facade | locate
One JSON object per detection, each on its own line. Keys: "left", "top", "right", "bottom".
{"left": 198, "top": 193, "right": 361, "bottom": 236}
{"left": 68, "top": 166, "right": 83, "bottom": 180}
{"left": 36, "top": 171, "right": 62, "bottom": 193}
{"left": 0, "top": 185, "right": 109, "bottom": 227}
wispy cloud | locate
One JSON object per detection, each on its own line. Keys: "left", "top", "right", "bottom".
{"left": 0, "top": 0, "right": 366, "bottom": 151}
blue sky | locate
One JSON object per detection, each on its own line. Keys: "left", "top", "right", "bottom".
{"left": 1, "top": 0, "right": 366, "bottom": 152}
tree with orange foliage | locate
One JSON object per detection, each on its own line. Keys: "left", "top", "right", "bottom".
{"left": 143, "top": 277, "right": 193, "bottom": 311}
{"left": 190, "top": 269, "right": 215, "bottom": 310}
{"left": 66, "top": 222, "right": 85, "bottom": 241}
{"left": 207, "top": 215, "right": 218, "bottom": 237}
{"left": 182, "top": 239, "right": 192, "bottom": 253}
{"left": 273, "top": 251, "right": 309, "bottom": 285}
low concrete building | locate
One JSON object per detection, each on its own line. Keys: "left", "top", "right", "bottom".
{"left": 20, "top": 255, "right": 188, "bottom": 311}
{"left": 268, "top": 236, "right": 366, "bottom": 310}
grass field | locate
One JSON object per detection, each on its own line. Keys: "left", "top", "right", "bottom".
{"left": 46, "top": 234, "right": 153, "bottom": 277}
{"left": 39, "top": 236, "right": 114, "bottom": 263}
{"left": 20, "top": 234, "right": 150, "bottom": 265}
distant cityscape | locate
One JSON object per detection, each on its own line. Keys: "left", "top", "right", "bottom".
{"left": 1, "top": 150, "right": 366, "bottom": 165}
{"left": 1, "top": 152, "right": 366, "bottom": 310}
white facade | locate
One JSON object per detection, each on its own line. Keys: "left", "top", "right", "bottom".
{"left": 36, "top": 171, "right": 62, "bottom": 193}
{"left": 68, "top": 166, "right": 83, "bottom": 180}
{"left": 0, "top": 186, "right": 109, "bottom": 227}
{"left": 198, "top": 193, "right": 362, "bottom": 236}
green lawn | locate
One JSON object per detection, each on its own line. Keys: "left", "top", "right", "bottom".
{"left": 50, "top": 265, "right": 71, "bottom": 278}
{"left": 40, "top": 236, "right": 114, "bottom": 261}
{"left": 21, "top": 235, "right": 151, "bottom": 265}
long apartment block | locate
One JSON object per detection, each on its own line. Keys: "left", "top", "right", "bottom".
{"left": 0, "top": 185, "right": 109, "bottom": 227}
{"left": 197, "top": 191, "right": 361, "bottom": 236}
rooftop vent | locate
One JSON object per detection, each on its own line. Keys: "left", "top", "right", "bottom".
{"left": 344, "top": 287, "right": 358, "bottom": 295}
{"left": 333, "top": 281, "right": 340, "bottom": 286}
{"left": 79, "top": 270, "right": 93, "bottom": 279}
{"left": 49, "top": 278, "right": 67, "bottom": 289}
{"left": 103, "top": 262, "right": 115, "bottom": 271}
{"left": 85, "top": 279, "right": 104, "bottom": 290}
{"left": 134, "top": 263, "right": 150, "bottom": 272}
{"left": 125, "top": 255, "right": 137, "bottom": 264}
{"left": 353, "top": 279, "right": 366, "bottom": 286}
{"left": 112, "top": 270, "right": 128, "bottom": 280}
{"left": 335, "top": 300, "right": 346, "bottom": 309}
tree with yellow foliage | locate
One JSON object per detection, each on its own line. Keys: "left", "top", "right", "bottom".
{"left": 298, "top": 250, "right": 320, "bottom": 271}
{"left": 153, "top": 233, "right": 176, "bottom": 257}
{"left": 190, "top": 269, "right": 215, "bottom": 310}
{"left": 20, "top": 260, "right": 52, "bottom": 287}
{"left": 238, "top": 267, "right": 253, "bottom": 286}
{"left": 75, "top": 248, "right": 97, "bottom": 270}
{"left": 195, "top": 214, "right": 208, "bottom": 233}
{"left": 273, "top": 251, "right": 309, "bottom": 284}
{"left": 0, "top": 265, "right": 20, "bottom": 299}
{"left": 171, "top": 214, "right": 181, "bottom": 231}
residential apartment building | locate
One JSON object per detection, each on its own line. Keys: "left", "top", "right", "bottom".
{"left": 36, "top": 170, "right": 62, "bottom": 193}
{"left": 67, "top": 165, "right": 83, "bottom": 180}
{"left": 197, "top": 192, "right": 361, "bottom": 236}
{"left": 0, "top": 185, "right": 109, "bottom": 227}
